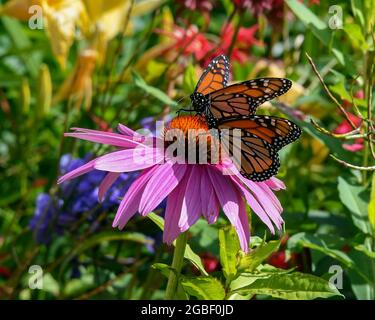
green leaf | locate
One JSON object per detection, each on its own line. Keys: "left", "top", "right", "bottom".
{"left": 152, "top": 263, "right": 176, "bottom": 278}
{"left": 233, "top": 272, "right": 343, "bottom": 300}
{"left": 237, "top": 240, "right": 280, "bottom": 273}
{"left": 338, "top": 177, "right": 373, "bottom": 234}
{"left": 1, "top": 17, "right": 40, "bottom": 77}
{"left": 351, "top": 0, "right": 366, "bottom": 29}
{"left": 180, "top": 276, "right": 226, "bottom": 300}
{"left": 287, "top": 232, "right": 354, "bottom": 268}
{"left": 147, "top": 213, "right": 208, "bottom": 275}
{"left": 152, "top": 263, "right": 188, "bottom": 300}
{"left": 368, "top": 173, "right": 375, "bottom": 232}
{"left": 132, "top": 71, "right": 177, "bottom": 107}
{"left": 219, "top": 226, "right": 240, "bottom": 283}
{"left": 286, "top": 0, "right": 328, "bottom": 42}
{"left": 230, "top": 266, "right": 293, "bottom": 291}
{"left": 183, "top": 64, "right": 197, "bottom": 94}
{"left": 343, "top": 23, "right": 369, "bottom": 51}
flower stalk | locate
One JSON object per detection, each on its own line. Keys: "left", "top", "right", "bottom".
{"left": 165, "top": 232, "right": 188, "bottom": 300}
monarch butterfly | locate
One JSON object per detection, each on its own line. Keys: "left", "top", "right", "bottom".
{"left": 190, "top": 55, "right": 301, "bottom": 181}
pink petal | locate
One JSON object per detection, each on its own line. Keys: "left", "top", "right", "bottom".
{"left": 179, "top": 166, "right": 202, "bottom": 231}
{"left": 57, "top": 159, "right": 95, "bottom": 184}
{"left": 98, "top": 172, "right": 121, "bottom": 202}
{"left": 64, "top": 132, "right": 143, "bottom": 149}
{"left": 247, "top": 181, "right": 284, "bottom": 229}
{"left": 138, "top": 163, "right": 187, "bottom": 215}
{"left": 113, "top": 166, "right": 158, "bottom": 229}
{"left": 117, "top": 124, "right": 136, "bottom": 136}
{"left": 258, "top": 182, "right": 283, "bottom": 213}
{"left": 200, "top": 166, "right": 219, "bottom": 224}
{"left": 343, "top": 143, "right": 364, "bottom": 152}
{"left": 94, "top": 147, "right": 163, "bottom": 172}
{"left": 265, "top": 177, "right": 286, "bottom": 191}
{"left": 207, "top": 167, "right": 250, "bottom": 252}
{"left": 163, "top": 167, "right": 191, "bottom": 245}
{"left": 231, "top": 176, "right": 275, "bottom": 234}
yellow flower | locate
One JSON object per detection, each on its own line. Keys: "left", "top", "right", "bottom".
{"left": 53, "top": 49, "right": 97, "bottom": 109}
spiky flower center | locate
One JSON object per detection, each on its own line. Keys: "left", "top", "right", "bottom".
{"left": 164, "top": 115, "right": 220, "bottom": 164}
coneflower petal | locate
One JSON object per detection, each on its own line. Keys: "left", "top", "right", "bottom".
{"left": 57, "top": 159, "right": 95, "bottom": 184}
{"left": 64, "top": 132, "right": 143, "bottom": 148}
{"left": 231, "top": 176, "right": 275, "bottom": 234}
{"left": 179, "top": 166, "right": 202, "bottom": 230}
{"left": 200, "top": 166, "right": 219, "bottom": 224}
{"left": 139, "top": 163, "right": 187, "bottom": 215}
{"left": 163, "top": 166, "right": 192, "bottom": 245}
{"left": 113, "top": 166, "right": 158, "bottom": 229}
{"left": 207, "top": 167, "right": 249, "bottom": 253}
{"left": 98, "top": 172, "right": 121, "bottom": 202}
{"left": 94, "top": 147, "right": 163, "bottom": 172}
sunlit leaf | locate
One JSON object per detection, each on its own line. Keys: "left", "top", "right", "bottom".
{"left": 219, "top": 226, "right": 239, "bottom": 284}
{"left": 233, "top": 272, "right": 343, "bottom": 300}
{"left": 180, "top": 276, "right": 226, "bottom": 300}
{"left": 237, "top": 240, "right": 280, "bottom": 273}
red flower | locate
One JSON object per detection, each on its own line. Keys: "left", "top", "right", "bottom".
{"left": 200, "top": 252, "right": 220, "bottom": 273}
{"left": 206, "top": 23, "right": 263, "bottom": 65}
{"left": 333, "top": 112, "right": 363, "bottom": 152}
{"left": 268, "top": 251, "right": 289, "bottom": 269}
{"left": 171, "top": 25, "right": 214, "bottom": 61}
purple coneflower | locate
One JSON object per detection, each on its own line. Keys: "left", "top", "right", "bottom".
{"left": 58, "top": 115, "right": 285, "bottom": 253}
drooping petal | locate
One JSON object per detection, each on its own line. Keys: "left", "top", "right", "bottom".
{"left": 98, "top": 172, "right": 121, "bottom": 202}
{"left": 200, "top": 166, "right": 219, "bottom": 224}
{"left": 163, "top": 167, "right": 191, "bottom": 245}
{"left": 138, "top": 163, "right": 187, "bottom": 215}
{"left": 179, "top": 166, "right": 202, "bottom": 231}
{"left": 57, "top": 159, "right": 95, "bottom": 184}
{"left": 113, "top": 166, "right": 158, "bottom": 229}
{"left": 94, "top": 147, "right": 163, "bottom": 172}
{"left": 207, "top": 167, "right": 250, "bottom": 252}
{"left": 265, "top": 177, "right": 286, "bottom": 191}
{"left": 246, "top": 180, "right": 284, "bottom": 229}
{"left": 231, "top": 176, "right": 275, "bottom": 234}
{"left": 258, "top": 182, "right": 283, "bottom": 213}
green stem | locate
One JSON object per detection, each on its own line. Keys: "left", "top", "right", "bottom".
{"left": 165, "top": 232, "right": 188, "bottom": 300}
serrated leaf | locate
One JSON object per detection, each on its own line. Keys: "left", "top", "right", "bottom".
{"left": 147, "top": 213, "right": 208, "bottom": 275}
{"left": 180, "top": 276, "right": 226, "bottom": 300}
{"left": 237, "top": 240, "right": 280, "bottom": 273}
{"left": 132, "top": 71, "right": 177, "bottom": 106}
{"left": 219, "top": 226, "right": 240, "bottom": 283}
{"left": 233, "top": 272, "right": 343, "bottom": 300}
{"left": 338, "top": 177, "right": 372, "bottom": 234}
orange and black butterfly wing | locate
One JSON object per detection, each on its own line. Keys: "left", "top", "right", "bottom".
{"left": 218, "top": 116, "right": 301, "bottom": 181}
{"left": 208, "top": 78, "right": 292, "bottom": 120}
{"left": 194, "top": 55, "right": 229, "bottom": 95}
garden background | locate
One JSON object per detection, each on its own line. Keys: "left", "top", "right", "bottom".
{"left": 0, "top": 0, "right": 375, "bottom": 300}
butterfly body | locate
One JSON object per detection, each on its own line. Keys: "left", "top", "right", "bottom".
{"left": 189, "top": 55, "right": 301, "bottom": 181}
